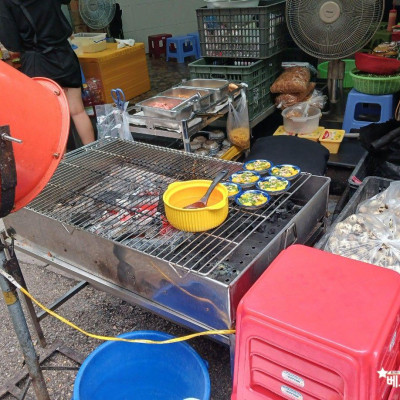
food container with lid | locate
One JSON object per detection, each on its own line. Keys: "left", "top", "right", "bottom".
{"left": 234, "top": 189, "right": 270, "bottom": 210}
{"left": 319, "top": 129, "right": 345, "bottom": 154}
{"left": 282, "top": 104, "right": 322, "bottom": 134}
{"left": 204, "top": 0, "right": 260, "bottom": 8}
{"left": 269, "top": 164, "right": 301, "bottom": 181}
{"left": 160, "top": 87, "right": 212, "bottom": 111}
{"left": 190, "top": 141, "right": 202, "bottom": 151}
{"left": 229, "top": 170, "right": 261, "bottom": 188}
{"left": 256, "top": 176, "right": 291, "bottom": 196}
{"left": 243, "top": 159, "right": 273, "bottom": 175}
{"left": 221, "top": 182, "right": 242, "bottom": 200}
{"left": 195, "top": 148, "right": 209, "bottom": 156}
{"left": 192, "top": 135, "right": 208, "bottom": 144}
{"left": 208, "top": 130, "right": 226, "bottom": 143}
{"left": 179, "top": 79, "right": 229, "bottom": 104}
{"left": 136, "top": 96, "right": 195, "bottom": 120}
{"left": 163, "top": 180, "right": 229, "bottom": 232}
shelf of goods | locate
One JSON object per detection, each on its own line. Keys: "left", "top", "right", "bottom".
{"left": 128, "top": 86, "right": 275, "bottom": 158}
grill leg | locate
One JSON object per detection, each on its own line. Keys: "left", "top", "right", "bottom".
{"left": 0, "top": 233, "right": 47, "bottom": 347}
{"left": 0, "top": 233, "right": 50, "bottom": 400}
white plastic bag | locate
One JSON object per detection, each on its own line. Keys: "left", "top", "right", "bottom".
{"left": 227, "top": 87, "right": 250, "bottom": 149}
{"left": 325, "top": 182, "right": 400, "bottom": 273}
{"left": 96, "top": 103, "right": 133, "bottom": 141}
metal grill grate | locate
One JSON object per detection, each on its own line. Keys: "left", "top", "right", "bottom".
{"left": 28, "top": 139, "right": 312, "bottom": 282}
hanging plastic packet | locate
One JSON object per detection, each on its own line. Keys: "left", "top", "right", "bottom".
{"left": 95, "top": 103, "right": 133, "bottom": 141}
{"left": 227, "top": 85, "right": 250, "bottom": 149}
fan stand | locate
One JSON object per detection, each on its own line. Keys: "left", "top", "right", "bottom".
{"left": 323, "top": 59, "right": 346, "bottom": 122}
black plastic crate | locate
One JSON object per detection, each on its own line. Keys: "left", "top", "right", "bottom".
{"left": 315, "top": 176, "right": 393, "bottom": 250}
{"left": 196, "top": 0, "right": 287, "bottom": 58}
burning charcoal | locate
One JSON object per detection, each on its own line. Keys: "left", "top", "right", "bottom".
{"left": 95, "top": 191, "right": 124, "bottom": 205}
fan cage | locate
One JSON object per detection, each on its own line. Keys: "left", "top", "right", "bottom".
{"left": 286, "top": 0, "right": 384, "bottom": 60}
{"left": 79, "top": 0, "right": 116, "bottom": 30}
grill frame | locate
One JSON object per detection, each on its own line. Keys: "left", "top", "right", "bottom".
{"left": 4, "top": 139, "right": 330, "bottom": 343}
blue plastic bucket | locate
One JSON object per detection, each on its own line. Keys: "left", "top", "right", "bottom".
{"left": 73, "top": 331, "right": 210, "bottom": 400}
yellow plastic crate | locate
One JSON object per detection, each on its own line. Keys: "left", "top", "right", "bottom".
{"left": 319, "top": 129, "right": 345, "bottom": 154}
{"left": 78, "top": 43, "right": 150, "bottom": 103}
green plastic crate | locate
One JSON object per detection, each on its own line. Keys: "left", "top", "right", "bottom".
{"left": 318, "top": 59, "right": 356, "bottom": 88}
{"left": 196, "top": 0, "right": 287, "bottom": 58}
{"left": 189, "top": 56, "right": 280, "bottom": 120}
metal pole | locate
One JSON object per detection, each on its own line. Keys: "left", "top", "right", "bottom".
{"left": 0, "top": 242, "right": 50, "bottom": 400}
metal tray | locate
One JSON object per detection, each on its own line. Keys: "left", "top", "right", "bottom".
{"left": 136, "top": 96, "right": 195, "bottom": 120}
{"left": 159, "top": 87, "right": 212, "bottom": 111}
{"left": 179, "top": 79, "right": 229, "bottom": 103}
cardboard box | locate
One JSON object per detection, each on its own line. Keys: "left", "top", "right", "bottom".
{"left": 78, "top": 43, "right": 150, "bottom": 104}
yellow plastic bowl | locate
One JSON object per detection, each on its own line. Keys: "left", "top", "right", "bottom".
{"left": 163, "top": 180, "right": 229, "bottom": 232}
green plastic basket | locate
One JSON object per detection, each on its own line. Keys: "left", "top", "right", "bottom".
{"left": 350, "top": 69, "right": 400, "bottom": 95}
{"left": 318, "top": 59, "right": 356, "bottom": 88}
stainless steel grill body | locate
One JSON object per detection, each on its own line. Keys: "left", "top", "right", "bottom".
{"left": 4, "top": 139, "right": 330, "bottom": 344}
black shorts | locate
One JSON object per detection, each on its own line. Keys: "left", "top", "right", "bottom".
{"left": 21, "top": 44, "right": 82, "bottom": 88}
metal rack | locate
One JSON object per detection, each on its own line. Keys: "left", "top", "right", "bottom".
{"left": 128, "top": 94, "right": 275, "bottom": 152}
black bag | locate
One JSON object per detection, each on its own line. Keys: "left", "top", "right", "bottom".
{"left": 359, "top": 118, "right": 400, "bottom": 180}
{"left": 246, "top": 136, "right": 330, "bottom": 176}
{"left": 109, "top": 3, "right": 124, "bottom": 39}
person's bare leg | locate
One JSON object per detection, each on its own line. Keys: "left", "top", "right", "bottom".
{"left": 64, "top": 87, "right": 95, "bottom": 145}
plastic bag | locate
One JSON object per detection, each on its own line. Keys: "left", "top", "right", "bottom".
{"left": 270, "top": 66, "right": 310, "bottom": 94}
{"left": 304, "top": 89, "right": 327, "bottom": 110}
{"left": 227, "top": 87, "right": 250, "bottom": 149}
{"left": 325, "top": 212, "right": 400, "bottom": 273}
{"left": 96, "top": 103, "right": 133, "bottom": 141}
{"left": 325, "top": 182, "right": 400, "bottom": 273}
{"left": 275, "top": 82, "right": 316, "bottom": 109}
{"left": 357, "top": 181, "right": 400, "bottom": 217}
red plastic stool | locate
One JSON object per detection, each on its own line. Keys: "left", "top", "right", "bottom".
{"left": 148, "top": 33, "right": 172, "bottom": 58}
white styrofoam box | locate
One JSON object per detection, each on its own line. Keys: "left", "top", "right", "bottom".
{"left": 71, "top": 33, "right": 107, "bottom": 54}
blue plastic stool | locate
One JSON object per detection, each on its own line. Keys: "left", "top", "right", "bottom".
{"left": 166, "top": 35, "right": 198, "bottom": 63}
{"left": 342, "top": 89, "right": 396, "bottom": 133}
{"left": 187, "top": 31, "right": 201, "bottom": 58}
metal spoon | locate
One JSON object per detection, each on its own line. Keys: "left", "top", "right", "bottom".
{"left": 184, "top": 170, "right": 229, "bottom": 209}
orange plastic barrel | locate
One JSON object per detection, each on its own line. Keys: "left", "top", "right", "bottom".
{"left": 0, "top": 61, "right": 70, "bottom": 213}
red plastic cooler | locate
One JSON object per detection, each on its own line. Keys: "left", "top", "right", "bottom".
{"left": 232, "top": 245, "right": 400, "bottom": 400}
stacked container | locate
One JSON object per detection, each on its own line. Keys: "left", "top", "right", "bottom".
{"left": 190, "top": 0, "right": 287, "bottom": 122}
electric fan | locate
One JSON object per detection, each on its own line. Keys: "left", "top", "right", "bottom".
{"left": 286, "top": 0, "right": 384, "bottom": 108}
{"left": 79, "top": 0, "right": 116, "bottom": 30}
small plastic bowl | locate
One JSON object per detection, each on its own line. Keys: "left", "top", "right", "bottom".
{"left": 234, "top": 189, "right": 270, "bottom": 210}
{"left": 256, "top": 176, "right": 291, "bottom": 195}
{"left": 269, "top": 164, "right": 301, "bottom": 181}
{"left": 243, "top": 159, "right": 273, "bottom": 175}
{"left": 229, "top": 171, "right": 261, "bottom": 189}
{"left": 221, "top": 182, "right": 242, "bottom": 200}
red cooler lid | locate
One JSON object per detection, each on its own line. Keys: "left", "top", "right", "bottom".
{"left": 0, "top": 61, "right": 70, "bottom": 213}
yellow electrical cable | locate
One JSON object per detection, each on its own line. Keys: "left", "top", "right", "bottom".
{"left": 0, "top": 268, "right": 235, "bottom": 344}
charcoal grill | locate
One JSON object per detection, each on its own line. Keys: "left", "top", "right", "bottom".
{"left": 4, "top": 138, "right": 330, "bottom": 345}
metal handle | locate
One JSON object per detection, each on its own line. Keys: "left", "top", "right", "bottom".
{"left": 200, "top": 170, "right": 229, "bottom": 204}
{"left": 1, "top": 133, "right": 22, "bottom": 144}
